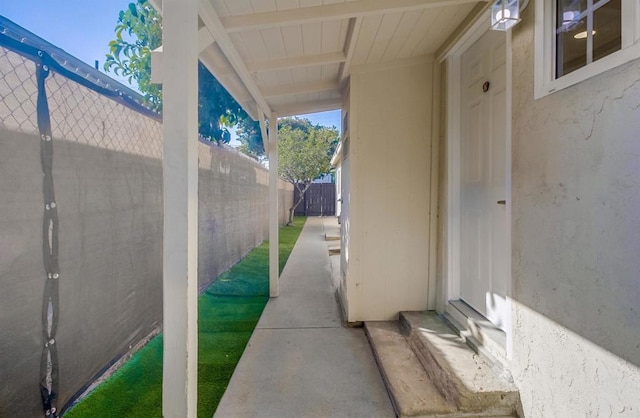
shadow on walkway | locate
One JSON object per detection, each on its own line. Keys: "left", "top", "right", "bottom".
{"left": 215, "top": 217, "right": 394, "bottom": 418}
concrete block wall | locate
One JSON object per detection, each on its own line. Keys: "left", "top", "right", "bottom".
{"left": 0, "top": 46, "right": 291, "bottom": 416}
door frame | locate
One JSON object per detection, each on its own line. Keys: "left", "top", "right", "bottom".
{"left": 439, "top": 11, "right": 514, "bottom": 358}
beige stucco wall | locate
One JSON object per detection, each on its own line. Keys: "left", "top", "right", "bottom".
{"left": 509, "top": 4, "right": 640, "bottom": 416}
{"left": 345, "top": 57, "right": 434, "bottom": 321}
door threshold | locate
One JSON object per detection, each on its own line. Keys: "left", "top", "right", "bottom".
{"left": 444, "top": 300, "right": 512, "bottom": 380}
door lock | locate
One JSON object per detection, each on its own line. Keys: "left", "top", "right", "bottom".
{"left": 497, "top": 200, "right": 506, "bottom": 205}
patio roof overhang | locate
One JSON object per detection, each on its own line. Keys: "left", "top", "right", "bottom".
{"left": 153, "top": 1, "right": 490, "bottom": 417}
{"left": 149, "top": 0, "right": 487, "bottom": 121}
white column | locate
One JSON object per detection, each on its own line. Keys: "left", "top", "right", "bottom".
{"left": 269, "top": 114, "right": 279, "bottom": 297}
{"left": 161, "top": 0, "right": 199, "bottom": 416}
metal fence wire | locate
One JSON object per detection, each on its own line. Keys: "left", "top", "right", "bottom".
{"left": 1, "top": 16, "right": 289, "bottom": 418}
{"left": 0, "top": 24, "right": 163, "bottom": 416}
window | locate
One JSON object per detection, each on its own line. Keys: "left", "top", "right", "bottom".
{"left": 535, "top": 0, "right": 640, "bottom": 98}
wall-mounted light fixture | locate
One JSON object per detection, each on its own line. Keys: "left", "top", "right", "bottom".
{"left": 491, "top": 0, "right": 521, "bottom": 31}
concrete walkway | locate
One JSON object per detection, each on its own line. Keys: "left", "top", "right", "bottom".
{"left": 214, "top": 217, "right": 394, "bottom": 418}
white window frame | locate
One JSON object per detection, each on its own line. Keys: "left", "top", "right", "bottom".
{"left": 535, "top": 0, "right": 640, "bottom": 99}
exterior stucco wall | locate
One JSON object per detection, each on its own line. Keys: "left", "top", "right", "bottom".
{"left": 345, "top": 57, "right": 434, "bottom": 321}
{"left": 509, "top": 4, "right": 640, "bottom": 416}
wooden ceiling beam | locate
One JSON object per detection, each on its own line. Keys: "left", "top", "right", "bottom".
{"left": 198, "top": 0, "right": 272, "bottom": 118}
{"left": 198, "top": 26, "right": 215, "bottom": 53}
{"left": 248, "top": 51, "right": 346, "bottom": 73}
{"left": 338, "top": 17, "right": 363, "bottom": 86}
{"left": 272, "top": 98, "right": 342, "bottom": 118}
{"left": 261, "top": 80, "right": 340, "bottom": 98}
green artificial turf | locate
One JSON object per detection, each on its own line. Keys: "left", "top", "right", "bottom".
{"left": 64, "top": 216, "right": 307, "bottom": 418}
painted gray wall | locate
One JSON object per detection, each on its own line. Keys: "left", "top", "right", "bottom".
{"left": 0, "top": 48, "right": 291, "bottom": 416}
{"left": 510, "top": 4, "right": 640, "bottom": 416}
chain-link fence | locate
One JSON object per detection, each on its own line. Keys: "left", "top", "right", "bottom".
{"left": 0, "top": 17, "right": 292, "bottom": 417}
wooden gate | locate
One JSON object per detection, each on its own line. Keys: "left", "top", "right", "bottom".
{"left": 294, "top": 183, "right": 336, "bottom": 216}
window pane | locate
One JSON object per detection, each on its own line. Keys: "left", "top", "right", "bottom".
{"left": 593, "top": 0, "right": 621, "bottom": 62}
{"left": 555, "top": 0, "right": 622, "bottom": 78}
{"left": 556, "top": 0, "right": 588, "bottom": 77}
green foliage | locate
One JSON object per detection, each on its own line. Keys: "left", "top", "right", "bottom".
{"left": 236, "top": 117, "right": 339, "bottom": 159}
{"left": 277, "top": 118, "right": 338, "bottom": 185}
{"left": 198, "top": 63, "right": 247, "bottom": 144}
{"left": 277, "top": 118, "right": 338, "bottom": 223}
{"left": 105, "top": 0, "right": 247, "bottom": 144}
{"left": 235, "top": 117, "right": 264, "bottom": 158}
{"left": 65, "top": 218, "right": 307, "bottom": 418}
{"left": 104, "top": 0, "right": 162, "bottom": 111}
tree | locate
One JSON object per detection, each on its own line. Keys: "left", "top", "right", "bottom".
{"left": 104, "top": 0, "right": 162, "bottom": 110}
{"left": 236, "top": 117, "right": 326, "bottom": 159}
{"left": 198, "top": 63, "right": 247, "bottom": 143}
{"left": 277, "top": 118, "right": 339, "bottom": 224}
{"left": 235, "top": 117, "right": 264, "bottom": 158}
{"left": 104, "top": 0, "right": 246, "bottom": 143}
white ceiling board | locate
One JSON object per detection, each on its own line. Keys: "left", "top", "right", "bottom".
{"left": 381, "top": 11, "right": 423, "bottom": 62}
{"left": 276, "top": 69, "right": 294, "bottom": 86}
{"left": 250, "top": 0, "right": 278, "bottom": 13}
{"left": 305, "top": 65, "right": 323, "bottom": 83}
{"left": 302, "top": 22, "right": 323, "bottom": 55}
{"left": 321, "top": 63, "right": 340, "bottom": 81}
{"left": 396, "top": 9, "right": 433, "bottom": 58}
{"left": 275, "top": 0, "right": 300, "bottom": 11}
{"left": 281, "top": 25, "right": 304, "bottom": 56}
{"left": 291, "top": 67, "right": 308, "bottom": 85}
{"left": 229, "top": 32, "right": 252, "bottom": 61}
{"left": 300, "top": 0, "right": 323, "bottom": 7}
{"left": 413, "top": 4, "right": 474, "bottom": 56}
{"left": 222, "top": 0, "right": 254, "bottom": 16}
{"left": 221, "top": 0, "right": 482, "bottom": 32}
{"left": 238, "top": 30, "right": 270, "bottom": 61}
{"left": 366, "top": 12, "right": 404, "bottom": 64}
{"left": 261, "top": 27, "right": 288, "bottom": 59}
{"left": 212, "top": 0, "right": 231, "bottom": 17}
{"left": 350, "top": 14, "right": 383, "bottom": 66}
{"left": 201, "top": 0, "right": 485, "bottom": 118}
{"left": 321, "top": 20, "right": 344, "bottom": 53}
{"left": 255, "top": 71, "right": 280, "bottom": 87}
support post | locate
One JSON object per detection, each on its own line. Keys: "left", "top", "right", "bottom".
{"left": 269, "top": 114, "right": 279, "bottom": 297}
{"left": 161, "top": 0, "right": 199, "bottom": 416}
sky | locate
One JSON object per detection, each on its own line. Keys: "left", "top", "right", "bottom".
{"left": 0, "top": 1, "right": 342, "bottom": 142}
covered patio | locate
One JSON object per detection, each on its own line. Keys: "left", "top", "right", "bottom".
{"left": 152, "top": 0, "right": 484, "bottom": 415}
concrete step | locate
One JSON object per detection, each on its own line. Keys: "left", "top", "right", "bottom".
{"left": 365, "top": 321, "right": 456, "bottom": 417}
{"left": 400, "top": 312, "right": 519, "bottom": 416}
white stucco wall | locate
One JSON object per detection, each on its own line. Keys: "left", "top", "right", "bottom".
{"left": 509, "top": 4, "right": 640, "bottom": 416}
{"left": 345, "top": 57, "right": 435, "bottom": 321}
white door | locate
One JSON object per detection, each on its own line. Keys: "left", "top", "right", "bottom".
{"left": 459, "top": 29, "right": 509, "bottom": 330}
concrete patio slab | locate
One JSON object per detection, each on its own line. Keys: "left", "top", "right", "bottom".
{"left": 214, "top": 217, "right": 394, "bottom": 418}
